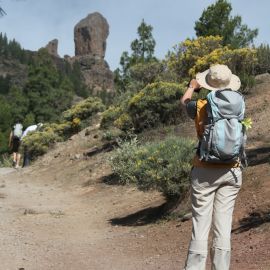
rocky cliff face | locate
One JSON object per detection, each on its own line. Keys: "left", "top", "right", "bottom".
{"left": 72, "top": 12, "right": 114, "bottom": 94}
{"left": 45, "top": 39, "right": 59, "bottom": 58}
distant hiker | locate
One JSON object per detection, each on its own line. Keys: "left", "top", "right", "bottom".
{"left": 9, "top": 121, "right": 23, "bottom": 169}
{"left": 180, "top": 64, "right": 246, "bottom": 270}
{"left": 21, "top": 123, "right": 43, "bottom": 167}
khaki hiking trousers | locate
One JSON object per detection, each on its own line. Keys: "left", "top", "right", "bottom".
{"left": 184, "top": 166, "right": 242, "bottom": 270}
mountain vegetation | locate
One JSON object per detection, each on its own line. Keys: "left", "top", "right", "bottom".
{"left": 0, "top": 35, "right": 88, "bottom": 153}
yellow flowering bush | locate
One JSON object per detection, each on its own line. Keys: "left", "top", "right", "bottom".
{"left": 72, "top": 117, "right": 81, "bottom": 133}
{"left": 166, "top": 36, "right": 258, "bottom": 90}
{"left": 190, "top": 47, "right": 257, "bottom": 77}
{"left": 100, "top": 105, "right": 123, "bottom": 128}
{"left": 62, "top": 96, "right": 105, "bottom": 121}
{"left": 229, "top": 48, "right": 258, "bottom": 74}
{"left": 101, "top": 82, "right": 186, "bottom": 132}
{"left": 114, "top": 113, "right": 133, "bottom": 131}
{"left": 189, "top": 47, "right": 231, "bottom": 76}
{"left": 167, "top": 36, "right": 223, "bottom": 78}
{"left": 46, "top": 121, "right": 80, "bottom": 139}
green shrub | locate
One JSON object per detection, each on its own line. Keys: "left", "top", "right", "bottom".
{"left": 255, "top": 44, "right": 270, "bottom": 74}
{"left": 129, "top": 61, "right": 164, "bottom": 85}
{"left": 114, "top": 113, "right": 134, "bottom": 131}
{"left": 94, "top": 88, "right": 116, "bottom": 106}
{"left": 127, "top": 82, "right": 186, "bottom": 131}
{"left": 102, "top": 127, "right": 123, "bottom": 141}
{"left": 110, "top": 136, "right": 195, "bottom": 200}
{"left": 48, "top": 120, "right": 80, "bottom": 139}
{"left": 100, "top": 105, "right": 123, "bottom": 129}
{"left": 238, "top": 73, "right": 256, "bottom": 94}
{"left": 21, "top": 97, "right": 105, "bottom": 160}
{"left": 101, "top": 82, "right": 186, "bottom": 132}
{"left": 110, "top": 137, "right": 139, "bottom": 184}
{"left": 100, "top": 90, "right": 135, "bottom": 129}
{"left": 22, "top": 128, "right": 62, "bottom": 158}
{"left": 0, "top": 153, "right": 13, "bottom": 167}
{"left": 62, "top": 96, "right": 105, "bottom": 122}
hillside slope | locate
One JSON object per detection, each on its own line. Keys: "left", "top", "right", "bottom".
{"left": 245, "top": 73, "right": 270, "bottom": 148}
{"left": 0, "top": 79, "right": 269, "bottom": 270}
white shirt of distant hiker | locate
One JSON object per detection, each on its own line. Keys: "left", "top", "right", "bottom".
{"left": 21, "top": 125, "right": 38, "bottom": 139}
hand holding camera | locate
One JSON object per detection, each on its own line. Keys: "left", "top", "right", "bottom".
{"left": 188, "top": 79, "right": 201, "bottom": 93}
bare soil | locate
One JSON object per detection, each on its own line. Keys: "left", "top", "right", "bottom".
{"left": 0, "top": 77, "right": 269, "bottom": 270}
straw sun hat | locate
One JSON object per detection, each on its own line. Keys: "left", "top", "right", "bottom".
{"left": 196, "top": 64, "right": 241, "bottom": 91}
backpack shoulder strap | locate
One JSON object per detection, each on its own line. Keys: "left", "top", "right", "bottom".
{"left": 195, "top": 99, "right": 208, "bottom": 139}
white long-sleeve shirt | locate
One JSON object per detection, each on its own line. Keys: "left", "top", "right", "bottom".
{"left": 21, "top": 125, "right": 38, "bottom": 139}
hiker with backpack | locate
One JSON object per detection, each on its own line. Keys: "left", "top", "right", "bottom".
{"left": 180, "top": 64, "right": 246, "bottom": 270}
{"left": 9, "top": 121, "right": 23, "bottom": 169}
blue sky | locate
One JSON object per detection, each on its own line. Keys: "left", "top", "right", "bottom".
{"left": 0, "top": 0, "right": 269, "bottom": 70}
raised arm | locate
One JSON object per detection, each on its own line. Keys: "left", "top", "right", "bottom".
{"left": 180, "top": 79, "right": 201, "bottom": 106}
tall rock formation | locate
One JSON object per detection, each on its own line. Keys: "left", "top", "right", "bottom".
{"left": 45, "top": 39, "right": 59, "bottom": 58}
{"left": 74, "top": 12, "right": 109, "bottom": 58}
{"left": 73, "top": 12, "right": 114, "bottom": 94}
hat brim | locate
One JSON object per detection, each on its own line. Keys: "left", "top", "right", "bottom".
{"left": 196, "top": 69, "right": 241, "bottom": 91}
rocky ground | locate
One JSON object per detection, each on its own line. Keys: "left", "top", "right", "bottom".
{"left": 0, "top": 75, "right": 269, "bottom": 270}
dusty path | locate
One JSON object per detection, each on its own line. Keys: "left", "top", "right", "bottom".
{"left": 0, "top": 165, "right": 185, "bottom": 270}
{"left": 0, "top": 161, "right": 269, "bottom": 270}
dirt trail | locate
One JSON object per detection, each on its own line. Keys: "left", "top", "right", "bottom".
{"left": 0, "top": 160, "right": 182, "bottom": 270}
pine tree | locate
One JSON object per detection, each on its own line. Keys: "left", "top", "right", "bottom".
{"left": 115, "top": 19, "right": 157, "bottom": 93}
{"left": 194, "top": 0, "right": 258, "bottom": 48}
{"left": 24, "top": 49, "right": 74, "bottom": 122}
{"left": 130, "top": 19, "right": 156, "bottom": 63}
